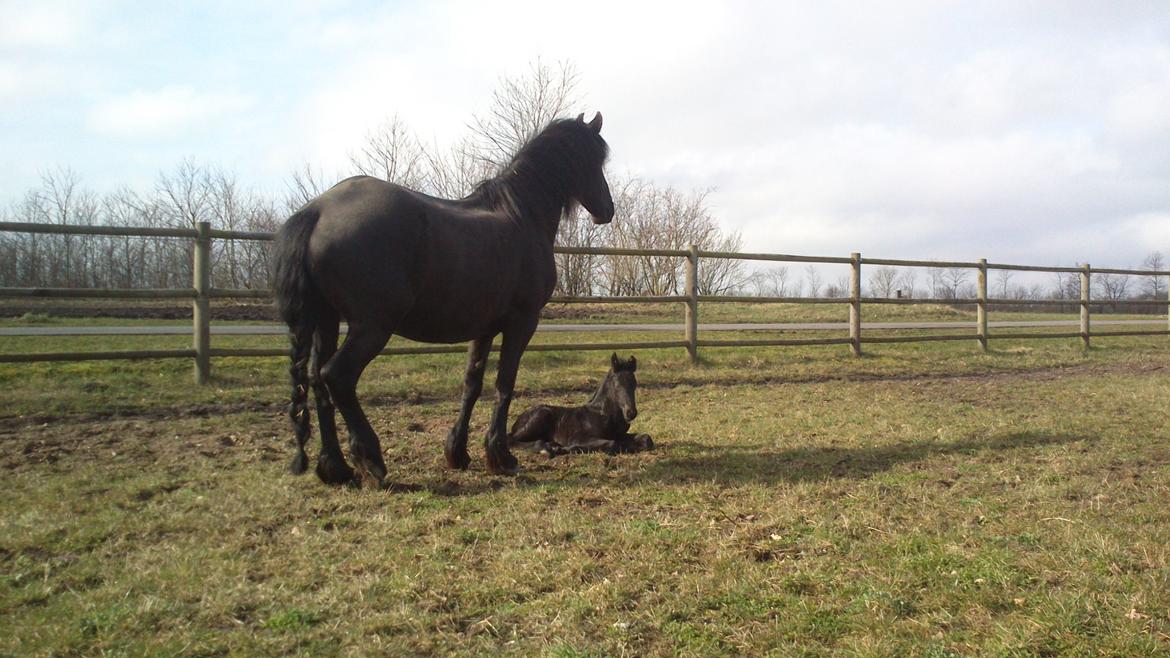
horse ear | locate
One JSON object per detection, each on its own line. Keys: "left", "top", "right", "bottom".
{"left": 588, "top": 112, "right": 603, "bottom": 132}
{"left": 611, "top": 352, "right": 619, "bottom": 369}
{"left": 628, "top": 355, "right": 636, "bottom": 372}
{"left": 576, "top": 113, "right": 585, "bottom": 123}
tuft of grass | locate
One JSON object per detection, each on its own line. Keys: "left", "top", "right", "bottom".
{"left": 263, "top": 608, "right": 321, "bottom": 632}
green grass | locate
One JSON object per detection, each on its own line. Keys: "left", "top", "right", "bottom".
{"left": 2, "top": 331, "right": 1170, "bottom": 655}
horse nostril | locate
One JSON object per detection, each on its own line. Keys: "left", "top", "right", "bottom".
{"left": 626, "top": 410, "right": 637, "bottom": 421}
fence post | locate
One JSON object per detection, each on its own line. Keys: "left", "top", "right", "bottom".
{"left": 685, "top": 244, "right": 699, "bottom": 362}
{"left": 1080, "top": 263, "right": 1091, "bottom": 350}
{"left": 977, "top": 258, "right": 988, "bottom": 352}
{"left": 193, "top": 221, "right": 211, "bottom": 384}
{"left": 850, "top": 252, "right": 861, "bottom": 357}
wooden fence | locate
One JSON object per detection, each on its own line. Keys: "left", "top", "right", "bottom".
{"left": 1, "top": 221, "right": 1168, "bottom": 384}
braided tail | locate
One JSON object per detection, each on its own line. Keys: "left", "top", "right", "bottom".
{"left": 287, "top": 320, "right": 314, "bottom": 473}
{"left": 271, "top": 206, "right": 324, "bottom": 475}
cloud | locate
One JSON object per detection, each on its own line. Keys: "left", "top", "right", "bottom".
{"left": 4, "top": 1, "right": 1170, "bottom": 270}
{"left": 0, "top": 2, "right": 92, "bottom": 49}
{"left": 86, "top": 86, "right": 253, "bottom": 138}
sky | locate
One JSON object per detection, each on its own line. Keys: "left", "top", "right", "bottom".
{"left": 2, "top": 0, "right": 1169, "bottom": 270}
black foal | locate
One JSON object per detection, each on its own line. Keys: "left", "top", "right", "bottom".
{"left": 508, "top": 354, "right": 654, "bottom": 457}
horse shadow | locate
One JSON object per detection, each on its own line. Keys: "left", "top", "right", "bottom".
{"left": 628, "top": 430, "right": 1092, "bottom": 487}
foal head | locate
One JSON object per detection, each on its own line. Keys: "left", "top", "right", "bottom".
{"left": 604, "top": 353, "right": 638, "bottom": 422}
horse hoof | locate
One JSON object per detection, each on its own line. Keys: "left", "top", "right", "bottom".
{"left": 487, "top": 462, "right": 520, "bottom": 476}
{"left": 290, "top": 450, "right": 309, "bottom": 475}
{"left": 445, "top": 449, "right": 471, "bottom": 471}
{"left": 485, "top": 451, "right": 520, "bottom": 476}
{"left": 316, "top": 455, "right": 355, "bottom": 485}
{"left": 355, "top": 468, "right": 384, "bottom": 490}
{"left": 635, "top": 434, "right": 654, "bottom": 451}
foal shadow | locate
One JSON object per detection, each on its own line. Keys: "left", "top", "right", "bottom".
{"left": 634, "top": 431, "right": 1092, "bottom": 487}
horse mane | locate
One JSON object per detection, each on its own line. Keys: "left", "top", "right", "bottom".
{"left": 467, "top": 118, "right": 610, "bottom": 222}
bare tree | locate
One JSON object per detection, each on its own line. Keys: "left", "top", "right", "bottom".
{"left": 604, "top": 178, "right": 742, "bottom": 295}
{"left": 286, "top": 163, "right": 335, "bottom": 212}
{"left": 824, "top": 276, "right": 850, "bottom": 299}
{"left": 466, "top": 60, "right": 581, "bottom": 169}
{"left": 895, "top": 268, "right": 917, "bottom": 298}
{"left": 1141, "top": 251, "right": 1166, "bottom": 299}
{"left": 803, "top": 265, "right": 822, "bottom": 298}
{"left": 940, "top": 267, "right": 971, "bottom": 299}
{"left": 349, "top": 115, "right": 429, "bottom": 190}
{"left": 423, "top": 136, "right": 495, "bottom": 198}
{"left": 994, "top": 269, "right": 1014, "bottom": 299}
{"left": 868, "top": 265, "right": 898, "bottom": 298}
{"left": 1097, "top": 272, "right": 1131, "bottom": 301}
{"left": 555, "top": 208, "right": 608, "bottom": 296}
{"left": 1052, "top": 270, "right": 1080, "bottom": 301}
{"left": 749, "top": 265, "right": 790, "bottom": 297}
{"left": 927, "top": 267, "right": 945, "bottom": 298}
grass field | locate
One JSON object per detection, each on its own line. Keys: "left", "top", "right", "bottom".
{"left": 2, "top": 321, "right": 1169, "bottom": 655}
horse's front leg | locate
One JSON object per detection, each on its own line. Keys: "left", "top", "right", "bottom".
{"left": 446, "top": 335, "right": 493, "bottom": 470}
{"left": 484, "top": 315, "right": 538, "bottom": 475}
{"left": 619, "top": 432, "right": 655, "bottom": 453}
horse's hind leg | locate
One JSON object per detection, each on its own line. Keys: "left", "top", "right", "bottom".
{"left": 446, "top": 335, "right": 493, "bottom": 470}
{"left": 320, "top": 323, "right": 391, "bottom": 487}
{"left": 310, "top": 309, "right": 354, "bottom": 485}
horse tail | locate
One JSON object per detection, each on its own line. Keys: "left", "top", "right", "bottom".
{"left": 271, "top": 206, "right": 323, "bottom": 474}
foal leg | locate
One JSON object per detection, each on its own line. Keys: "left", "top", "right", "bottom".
{"left": 310, "top": 310, "right": 354, "bottom": 485}
{"left": 483, "top": 315, "right": 538, "bottom": 475}
{"left": 321, "top": 323, "right": 391, "bottom": 487}
{"left": 445, "top": 335, "right": 493, "bottom": 470}
{"left": 563, "top": 437, "right": 621, "bottom": 455}
{"left": 507, "top": 406, "right": 556, "bottom": 449}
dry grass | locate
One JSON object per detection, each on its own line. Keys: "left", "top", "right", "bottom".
{"left": 2, "top": 337, "right": 1170, "bottom": 656}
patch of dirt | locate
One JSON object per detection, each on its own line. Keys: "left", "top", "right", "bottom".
{"left": 654, "top": 360, "right": 1166, "bottom": 392}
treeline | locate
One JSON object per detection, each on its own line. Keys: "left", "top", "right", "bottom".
{"left": 0, "top": 61, "right": 746, "bottom": 297}
{"left": 737, "top": 258, "right": 1168, "bottom": 306}
{"left": 0, "top": 165, "right": 282, "bottom": 291}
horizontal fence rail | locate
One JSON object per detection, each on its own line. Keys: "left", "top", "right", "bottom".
{"left": 1, "top": 220, "right": 1168, "bottom": 382}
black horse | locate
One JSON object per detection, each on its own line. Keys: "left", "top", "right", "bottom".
{"left": 272, "top": 113, "right": 613, "bottom": 485}
{"left": 509, "top": 354, "right": 653, "bottom": 456}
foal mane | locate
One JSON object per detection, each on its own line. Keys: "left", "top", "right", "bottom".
{"left": 468, "top": 118, "right": 609, "bottom": 225}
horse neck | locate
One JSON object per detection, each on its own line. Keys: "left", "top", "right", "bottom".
{"left": 587, "top": 376, "right": 618, "bottom": 419}
{"left": 501, "top": 163, "right": 572, "bottom": 243}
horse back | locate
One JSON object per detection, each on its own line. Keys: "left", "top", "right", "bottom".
{"left": 305, "top": 177, "right": 554, "bottom": 340}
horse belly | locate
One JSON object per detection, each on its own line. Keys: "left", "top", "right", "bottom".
{"left": 394, "top": 231, "right": 533, "bottom": 342}
{"left": 394, "top": 288, "right": 512, "bottom": 343}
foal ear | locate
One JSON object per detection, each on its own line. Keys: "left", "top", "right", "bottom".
{"left": 611, "top": 352, "right": 619, "bottom": 369}
{"left": 628, "top": 355, "right": 636, "bottom": 372}
{"left": 576, "top": 112, "right": 585, "bottom": 123}
{"left": 588, "top": 112, "right": 603, "bottom": 132}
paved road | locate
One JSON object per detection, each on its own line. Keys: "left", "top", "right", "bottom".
{"left": 1, "top": 319, "right": 1164, "bottom": 336}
